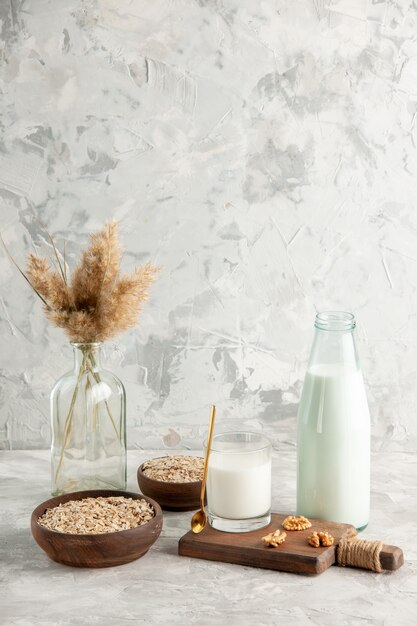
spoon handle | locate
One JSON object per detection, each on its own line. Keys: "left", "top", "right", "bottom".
{"left": 200, "top": 405, "right": 216, "bottom": 511}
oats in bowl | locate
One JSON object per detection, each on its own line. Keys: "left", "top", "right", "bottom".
{"left": 141, "top": 455, "right": 204, "bottom": 483}
{"left": 37, "top": 496, "right": 155, "bottom": 535}
{"left": 31, "top": 489, "right": 163, "bottom": 568}
{"left": 138, "top": 456, "right": 204, "bottom": 510}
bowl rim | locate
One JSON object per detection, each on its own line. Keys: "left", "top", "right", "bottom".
{"left": 32, "top": 489, "right": 163, "bottom": 538}
{"left": 138, "top": 455, "right": 204, "bottom": 486}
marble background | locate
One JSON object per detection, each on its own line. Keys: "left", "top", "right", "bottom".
{"left": 1, "top": 0, "right": 417, "bottom": 452}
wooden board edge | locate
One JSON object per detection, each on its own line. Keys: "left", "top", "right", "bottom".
{"left": 178, "top": 535, "right": 332, "bottom": 576}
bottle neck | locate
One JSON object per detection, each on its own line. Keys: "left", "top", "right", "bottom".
{"left": 309, "top": 312, "right": 359, "bottom": 370}
{"left": 314, "top": 311, "right": 355, "bottom": 332}
{"left": 71, "top": 343, "right": 102, "bottom": 373}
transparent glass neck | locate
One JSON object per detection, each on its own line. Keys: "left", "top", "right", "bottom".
{"left": 71, "top": 342, "right": 102, "bottom": 372}
{"left": 308, "top": 311, "right": 359, "bottom": 370}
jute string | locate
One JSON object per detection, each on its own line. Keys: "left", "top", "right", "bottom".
{"left": 337, "top": 529, "right": 384, "bottom": 573}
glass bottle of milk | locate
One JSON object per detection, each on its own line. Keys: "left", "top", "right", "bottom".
{"left": 296, "top": 312, "right": 370, "bottom": 531}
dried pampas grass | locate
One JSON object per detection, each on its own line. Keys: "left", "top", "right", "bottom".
{"left": 22, "top": 221, "right": 159, "bottom": 342}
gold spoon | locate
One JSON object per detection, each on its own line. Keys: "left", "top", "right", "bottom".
{"left": 191, "top": 404, "right": 216, "bottom": 533}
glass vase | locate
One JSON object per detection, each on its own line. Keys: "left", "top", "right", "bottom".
{"left": 51, "top": 342, "right": 127, "bottom": 495}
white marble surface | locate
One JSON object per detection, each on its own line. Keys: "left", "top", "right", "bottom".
{"left": 1, "top": 1, "right": 417, "bottom": 453}
{"left": 0, "top": 449, "right": 415, "bottom": 625}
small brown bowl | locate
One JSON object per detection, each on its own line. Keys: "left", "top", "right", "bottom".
{"left": 31, "top": 489, "right": 163, "bottom": 568}
{"left": 137, "top": 457, "right": 204, "bottom": 511}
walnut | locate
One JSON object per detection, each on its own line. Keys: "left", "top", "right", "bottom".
{"left": 262, "top": 529, "right": 287, "bottom": 547}
{"left": 308, "top": 531, "right": 320, "bottom": 547}
{"left": 282, "top": 515, "right": 312, "bottom": 531}
{"left": 318, "top": 531, "right": 334, "bottom": 547}
{"left": 308, "top": 530, "right": 335, "bottom": 548}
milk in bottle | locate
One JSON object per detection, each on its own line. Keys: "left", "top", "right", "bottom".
{"left": 296, "top": 312, "right": 370, "bottom": 530}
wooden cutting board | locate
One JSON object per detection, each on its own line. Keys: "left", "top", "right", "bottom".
{"left": 178, "top": 513, "right": 403, "bottom": 575}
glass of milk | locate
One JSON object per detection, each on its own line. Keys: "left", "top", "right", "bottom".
{"left": 297, "top": 311, "right": 370, "bottom": 531}
{"left": 206, "top": 432, "right": 272, "bottom": 533}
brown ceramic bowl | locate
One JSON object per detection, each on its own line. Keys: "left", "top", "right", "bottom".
{"left": 31, "top": 489, "right": 163, "bottom": 568}
{"left": 137, "top": 456, "right": 204, "bottom": 511}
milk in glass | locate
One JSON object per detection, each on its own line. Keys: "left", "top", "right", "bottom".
{"left": 206, "top": 432, "right": 272, "bottom": 533}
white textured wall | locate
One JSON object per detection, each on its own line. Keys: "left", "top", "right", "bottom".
{"left": 1, "top": 0, "right": 417, "bottom": 451}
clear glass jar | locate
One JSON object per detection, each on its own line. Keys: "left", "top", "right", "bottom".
{"left": 296, "top": 312, "right": 370, "bottom": 531}
{"left": 51, "top": 342, "right": 127, "bottom": 495}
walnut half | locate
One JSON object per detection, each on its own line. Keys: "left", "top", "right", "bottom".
{"left": 308, "top": 530, "right": 334, "bottom": 548}
{"left": 282, "top": 515, "right": 312, "bottom": 531}
{"left": 262, "top": 529, "right": 287, "bottom": 547}
{"left": 318, "top": 531, "right": 334, "bottom": 547}
{"left": 308, "top": 531, "right": 321, "bottom": 547}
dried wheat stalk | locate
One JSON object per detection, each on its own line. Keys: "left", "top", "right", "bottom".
{"left": 24, "top": 220, "right": 159, "bottom": 342}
